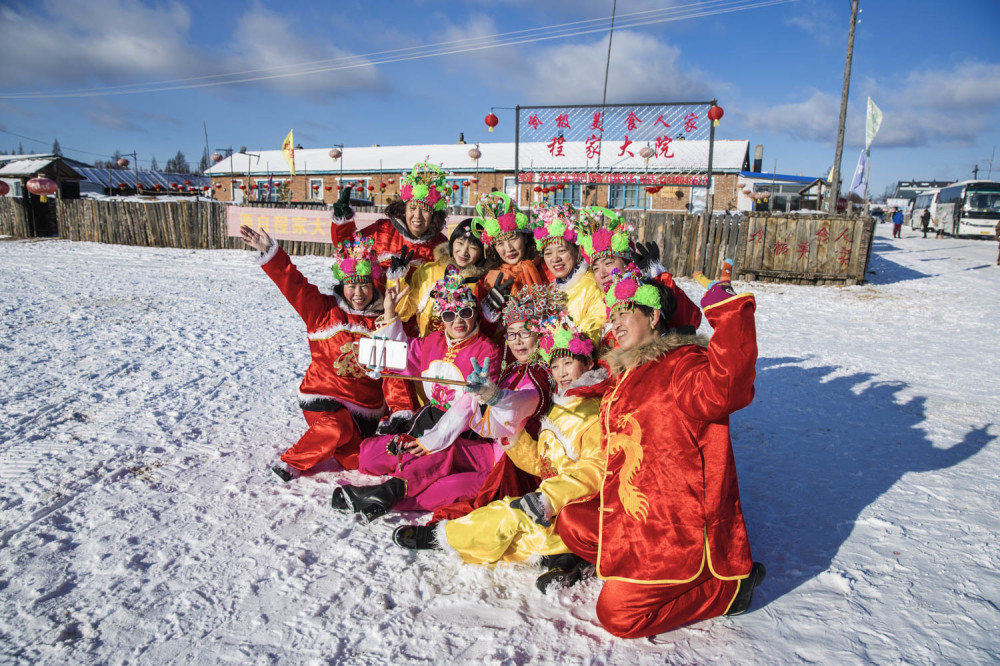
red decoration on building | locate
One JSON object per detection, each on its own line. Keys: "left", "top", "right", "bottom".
{"left": 653, "top": 114, "right": 671, "bottom": 128}
{"left": 625, "top": 111, "right": 642, "bottom": 132}
{"left": 324, "top": 185, "right": 332, "bottom": 191}
{"left": 118, "top": 182, "right": 126, "bottom": 189}
{"left": 683, "top": 112, "right": 699, "bottom": 132}
{"left": 484, "top": 112, "right": 499, "bottom": 132}
{"left": 654, "top": 135, "right": 674, "bottom": 159}
{"left": 533, "top": 186, "right": 543, "bottom": 193}
{"left": 451, "top": 184, "right": 459, "bottom": 191}
{"left": 555, "top": 113, "right": 571, "bottom": 129}
{"left": 239, "top": 184, "right": 246, "bottom": 190}
{"left": 328, "top": 148, "right": 342, "bottom": 159}
{"left": 617, "top": 136, "right": 634, "bottom": 158}
{"left": 211, "top": 152, "right": 223, "bottom": 163}
{"left": 312, "top": 184, "right": 319, "bottom": 190}
{"left": 527, "top": 114, "right": 543, "bottom": 130}
{"left": 585, "top": 134, "right": 601, "bottom": 159}
{"left": 707, "top": 105, "right": 724, "bottom": 126}
{"left": 462, "top": 180, "right": 470, "bottom": 186}
{"left": 547, "top": 136, "right": 565, "bottom": 157}
{"left": 590, "top": 112, "right": 604, "bottom": 132}
{"left": 117, "top": 158, "right": 129, "bottom": 168}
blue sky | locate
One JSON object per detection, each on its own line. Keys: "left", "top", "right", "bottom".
{"left": 2, "top": 0, "right": 999, "bottom": 195}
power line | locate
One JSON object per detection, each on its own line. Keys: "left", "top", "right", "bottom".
{"left": 0, "top": 127, "right": 158, "bottom": 165}
{"left": 0, "top": 0, "right": 796, "bottom": 100}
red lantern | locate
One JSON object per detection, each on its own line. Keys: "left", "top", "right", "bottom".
{"left": 367, "top": 185, "right": 375, "bottom": 191}
{"left": 312, "top": 184, "right": 319, "bottom": 190}
{"left": 707, "top": 105, "right": 724, "bottom": 126}
{"left": 451, "top": 184, "right": 459, "bottom": 191}
{"left": 27, "top": 177, "right": 58, "bottom": 197}
{"left": 324, "top": 185, "right": 332, "bottom": 191}
{"left": 0, "top": 181, "right": 8, "bottom": 196}
{"left": 239, "top": 184, "right": 246, "bottom": 190}
{"left": 388, "top": 178, "right": 394, "bottom": 185}
{"left": 118, "top": 182, "right": 126, "bottom": 189}
{"left": 184, "top": 179, "right": 191, "bottom": 185}
{"left": 329, "top": 148, "right": 342, "bottom": 160}
{"left": 117, "top": 158, "right": 129, "bottom": 168}
{"left": 336, "top": 186, "right": 342, "bottom": 191}
{"left": 468, "top": 147, "right": 482, "bottom": 161}
{"left": 381, "top": 182, "right": 387, "bottom": 188}
{"left": 484, "top": 112, "right": 499, "bottom": 133}
{"left": 214, "top": 183, "right": 222, "bottom": 189}
{"left": 202, "top": 186, "right": 209, "bottom": 191}
{"left": 155, "top": 184, "right": 163, "bottom": 191}
{"left": 639, "top": 146, "right": 654, "bottom": 160}
{"left": 463, "top": 180, "right": 470, "bottom": 187}
{"left": 470, "top": 177, "right": 477, "bottom": 184}
{"left": 211, "top": 152, "right": 223, "bottom": 163}
{"left": 533, "top": 186, "right": 542, "bottom": 193}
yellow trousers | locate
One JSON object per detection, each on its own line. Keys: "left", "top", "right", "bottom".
{"left": 443, "top": 498, "right": 570, "bottom": 564}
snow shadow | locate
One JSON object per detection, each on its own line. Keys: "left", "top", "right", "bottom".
{"left": 865, "top": 242, "right": 932, "bottom": 284}
{"left": 732, "top": 356, "right": 994, "bottom": 605}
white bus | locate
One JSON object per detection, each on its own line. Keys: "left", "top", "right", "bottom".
{"left": 909, "top": 189, "right": 940, "bottom": 231}
{"left": 935, "top": 180, "right": 1000, "bottom": 237}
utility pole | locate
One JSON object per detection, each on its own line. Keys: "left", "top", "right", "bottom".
{"left": 829, "top": 0, "right": 859, "bottom": 212}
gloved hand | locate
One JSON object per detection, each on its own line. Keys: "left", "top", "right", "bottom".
{"left": 390, "top": 246, "right": 415, "bottom": 275}
{"left": 486, "top": 274, "right": 514, "bottom": 312}
{"left": 511, "top": 492, "right": 552, "bottom": 527}
{"left": 376, "top": 413, "right": 413, "bottom": 436}
{"left": 694, "top": 258, "right": 740, "bottom": 309}
{"left": 631, "top": 241, "right": 661, "bottom": 273}
{"left": 464, "top": 358, "right": 502, "bottom": 406}
{"left": 333, "top": 186, "right": 354, "bottom": 219}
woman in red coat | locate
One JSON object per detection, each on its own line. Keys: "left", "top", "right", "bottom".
{"left": 554, "top": 264, "right": 765, "bottom": 638}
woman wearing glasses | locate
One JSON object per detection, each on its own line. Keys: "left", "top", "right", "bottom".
{"left": 331, "top": 272, "right": 502, "bottom": 521}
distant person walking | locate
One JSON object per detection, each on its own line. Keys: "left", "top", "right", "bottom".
{"left": 892, "top": 208, "right": 903, "bottom": 238}
{"left": 994, "top": 220, "right": 1000, "bottom": 265}
{"left": 921, "top": 209, "right": 931, "bottom": 238}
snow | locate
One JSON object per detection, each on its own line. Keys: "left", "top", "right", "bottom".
{"left": 1, "top": 224, "right": 998, "bottom": 664}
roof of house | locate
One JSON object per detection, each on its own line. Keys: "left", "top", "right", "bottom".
{"left": 739, "top": 171, "right": 822, "bottom": 184}
{"left": 0, "top": 156, "right": 83, "bottom": 180}
{"left": 204, "top": 140, "right": 750, "bottom": 177}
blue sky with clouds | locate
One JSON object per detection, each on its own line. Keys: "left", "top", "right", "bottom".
{"left": 2, "top": 0, "right": 999, "bottom": 195}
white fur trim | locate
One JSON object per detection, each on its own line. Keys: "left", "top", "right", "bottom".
{"left": 297, "top": 393, "right": 385, "bottom": 420}
{"left": 537, "top": 492, "right": 555, "bottom": 521}
{"left": 646, "top": 261, "right": 667, "bottom": 279}
{"left": 434, "top": 520, "right": 465, "bottom": 562}
{"left": 307, "top": 322, "right": 373, "bottom": 341}
{"left": 331, "top": 212, "right": 354, "bottom": 225}
{"left": 385, "top": 263, "right": 408, "bottom": 281}
{"left": 481, "top": 299, "right": 500, "bottom": 324}
{"left": 569, "top": 367, "right": 607, "bottom": 389}
{"left": 556, "top": 259, "right": 590, "bottom": 291}
{"left": 257, "top": 239, "right": 281, "bottom": 266}
{"left": 388, "top": 410, "right": 413, "bottom": 421}
{"left": 539, "top": 415, "right": 578, "bottom": 461}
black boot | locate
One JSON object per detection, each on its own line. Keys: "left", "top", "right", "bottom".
{"left": 393, "top": 524, "right": 441, "bottom": 550}
{"left": 535, "top": 553, "right": 591, "bottom": 594}
{"left": 724, "top": 562, "right": 766, "bottom": 616}
{"left": 332, "top": 478, "right": 405, "bottom": 523}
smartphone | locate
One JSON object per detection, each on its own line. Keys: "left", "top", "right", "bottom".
{"left": 357, "top": 337, "right": 409, "bottom": 371}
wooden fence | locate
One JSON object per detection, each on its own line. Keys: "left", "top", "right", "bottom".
{"left": 632, "top": 211, "right": 874, "bottom": 284}
{"left": 0, "top": 196, "right": 48, "bottom": 238}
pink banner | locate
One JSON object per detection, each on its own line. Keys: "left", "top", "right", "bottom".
{"left": 517, "top": 172, "right": 708, "bottom": 186}
{"left": 227, "top": 206, "right": 469, "bottom": 243}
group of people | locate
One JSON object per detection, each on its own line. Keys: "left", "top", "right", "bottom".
{"left": 239, "top": 161, "right": 765, "bottom": 639}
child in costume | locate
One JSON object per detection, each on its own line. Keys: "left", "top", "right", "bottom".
{"left": 240, "top": 225, "right": 394, "bottom": 480}
{"left": 330, "top": 162, "right": 450, "bottom": 277}
{"left": 387, "top": 218, "right": 487, "bottom": 337}
{"left": 329, "top": 272, "right": 502, "bottom": 521}
{"left": 393, "top": 317, "right": 607, "bottom": 594}
{"left": 531, "top": 202, "right": 607, "bottom": 344}
{"left": 554, "top": 263, "right": 765, "bottom": 638}
{"left": 474, "top": 192, "right": 544, "bottom": 317}
{"left": 576, "top": 206, "right": 702, "bottom": 353}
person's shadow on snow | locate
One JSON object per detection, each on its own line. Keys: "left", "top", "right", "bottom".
{"left": 733, "top": 356, "right": 994, "bottom": 605}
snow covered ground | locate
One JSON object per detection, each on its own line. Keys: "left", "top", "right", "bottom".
{"left": 1, "top": 224, "right": 998, "bottom": 664}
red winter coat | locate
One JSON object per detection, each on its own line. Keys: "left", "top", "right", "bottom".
{"left": 598, "top": 272, "right": 703, "bottom": 355}
{"left": 330, "top": 215, "right": 447, "bottom": 280}
{"left": 260, "top": 243, "right": 409, "bottom": 421}
{"left": 595, "top": 294, "right": 757, "bottom": 584}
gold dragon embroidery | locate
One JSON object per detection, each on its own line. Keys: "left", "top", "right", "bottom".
{"left": 334, "top": 341, "right": 368, "bottom": 378}
{"left": 607, "top": 411, "right": 649, "bottom": 524}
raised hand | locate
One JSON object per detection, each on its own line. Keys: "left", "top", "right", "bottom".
{"left": 486, "top": 275, "right": 514, "bottom": 311}
{"left": 240, "top": 225, "right": 273, "bottom": 253}
{"left": 332, "top": 186, "right": 354, "bottom": 219}
{"left": 464, "top": 357, "right": 501, "bottom": 405}
{"left": 390, "top": 246, "right": 416, "bottom": 275}
{"left": 631, "top": 241, "right": 661, "bottom": 273}
{"left": 694, "top": 258, "right": 739, "bottom": 309}
{"left": 382, "top": 284, "right": 411, "bottom": 318}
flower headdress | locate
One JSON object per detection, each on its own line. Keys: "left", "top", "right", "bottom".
{"left": 400, "top": 162, "right": 450, "bottom": 212}
{"left": 330, "top": 233, "right": 383, "bottom": 285}
{"left": 472, "top": 192, "right": 530, "bottom": 245}
{"left": 538, "top": 316, "right": 595, "bottom": 363}
{"left": 429, "top": 268, "right": 478, "bottom": 314}
{"left": 577, "top": 206, "right": 634, "bottom": 263}
{"left": 502, "top": 284, "right": 568, "bottom": 331}
{"left": 604, "top": 264, "right": 661, "bottom": 315}
{"left": 531, "top": 202, "right": 579, "bottom": 251}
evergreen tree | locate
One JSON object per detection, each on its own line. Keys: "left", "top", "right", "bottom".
{"left": 165, "top": 150, "right": 190, "bottom": 174}
{"left": 198, "top": 147, "right": 210, "bottom": 174}
{"left": 150, "top": 155, "right": 159, "bottom": 171}
{"left": 52, "top": 139, "right": 63, "bottom": 157}
{"left": 18, "top": 143, "right": 24, "bottom": 154}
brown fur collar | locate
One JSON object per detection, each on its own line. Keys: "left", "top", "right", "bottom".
{"left": 433, "top": 241, "right": 487, "bottom": 280}
{"left": 601, "top": 331, "right": 707, "bottom": 376}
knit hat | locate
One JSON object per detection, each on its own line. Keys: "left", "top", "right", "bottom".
{"left": 400, "top": 162, "right": 450, "bottom": 212}
{"left": 448, "top": 218, "right": 485, "bottom": 257}
{"left": 429, "top": 269, "right": 478, "bottom": 315}
{"left": 604, "top": 264, "right": 661, "bottom": 315}
{"left": 472, "top": 192, "right": 531, "bottom": 245}
{"left": 502, "top": 284, "right": 568, "bottom": 330}
{"left": 577, "top": 206, "right": 634, "bottom": 263}
{"left": 330, "top": 233, "right": 383, "bottom": 285}
{"left": 531, "top": 202, "right": 579, "bottom": 251}
{"left": 538, "top": 316, "right": 595, "bottom": 363}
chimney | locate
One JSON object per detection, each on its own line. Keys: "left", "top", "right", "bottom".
{"left": 457, "top": 133, "right": 466, "bottom": 144}
{"left": 753, "top": 144, "right": 763, "bottom": 173}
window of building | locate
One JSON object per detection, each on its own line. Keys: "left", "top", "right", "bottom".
{"left": 309, "top": 178, "right": 324, "bottom": 200}
{"left": 503, "top": 177, "right": 517, "bottom": 199}
{"left": 553, "top": 183, "right": 582, "bottom": 207}
{"left": 608, "top": 184, "right": 646, "bottom": 209}
{"left": 446, "top": 178, "right": 466, "bottom": 207}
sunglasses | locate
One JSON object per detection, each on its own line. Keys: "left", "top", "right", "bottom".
{"left": 504, "top": 329, "right": 536, "bottom": 341}
{"left": 441, "top": 307, "right": 475, "bottom": 323}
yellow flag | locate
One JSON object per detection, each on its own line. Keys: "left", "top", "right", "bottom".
{"left": 826, "top": 165, "right": 835, "bottom": 183}
{"left": 281, "top": 129, "right": 295, "bottom": 176}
